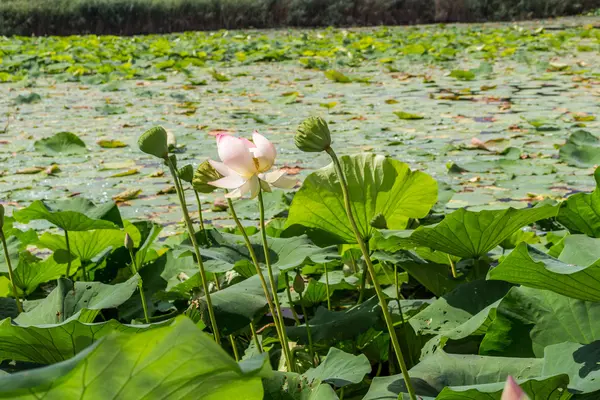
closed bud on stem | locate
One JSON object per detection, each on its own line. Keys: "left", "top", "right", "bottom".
{"left": 295, "top": 117, "right": 332, "bottom": 153}
{"left": 293, "top": 273, "right": 305, "bottom": 293}
{"left": 124, "top": 233, "right": 134, "bottom": 252}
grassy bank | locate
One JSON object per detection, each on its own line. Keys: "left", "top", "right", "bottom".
{"left": 0, "top": 0, "right": 598, "bottom": 36}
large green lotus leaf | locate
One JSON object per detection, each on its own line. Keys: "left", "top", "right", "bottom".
{"left": 303, "top": 347, "right": 371, "bottom": 388}
{"left": 409, "top": 205, "right": 557, "bottom": 259}
{"left": 364, "top": 351, "right": 544, "bottom": 399}
{"left": 0, "top": 318, "right": 167, "bottom": 364}
{"left": 37, "top": 229, "right": 125, "bottom": 263}
{"left": 200, "top": 274, "right": 272, "bottom": 335}
{"left": 15, "top": 276, "right": 139, "bottom": 326}
{"left": 409, "top": 280, "right": 512, "bottom": 357}
{"left": 479, "top": 287, "right": 600, "bottom": 357}
{"left": 14, "top": 254, "right": 69, "bottom": 295}
{"left": 284, "top": 154, "right": 438, "bottom": 245}
{"left": 435, "top": 374, "right": 571, "bottom": 400}
{"left": 543, "top": 341, "right": 600, "bottom": 394}
{"left": 557, "top": 167, "right": 600, "bottom": 237}
{"left": 559, "top": 130, "right": 600, "bottom": 168}
{"left": 13, "top": 198, "right": 122, "bottom": 231}
{"left": 488, "top": 240, "right": 600, "bottom": 301}
{"left": 33, "top": 131, "right": 88, "bottom": 156}
{"left": 179, "top": 230, "right": 339, "bottom": 272}
{"left": 287, "top": 296, "right": 381, "bottom": 343}
{"left": 0, "top": 317, "right": 271, "bottom": 399}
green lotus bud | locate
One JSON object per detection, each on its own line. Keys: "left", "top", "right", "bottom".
{"left": 178, "top": 164, "right": 194, "bottom": 183}
{"left": 293, "top": 273, "right": 305, "bottom": 293}
{"left": 0, "top": 204, "right": 4, "bottom": 230}
{"left": 193, "top": 161, "right": 224, "bottom": 194}
{"left": 138, "top": 126, "right": 168, "bottom": 159}
{"left": 295, "top": 117, "right": 332, "bottom": 153}
{"left": 124, "top": 233, "right": 134, "bottom": 251}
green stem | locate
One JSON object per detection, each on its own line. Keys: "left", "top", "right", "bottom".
{"left": 324, "top": 263, "right": 331, "bottom": 310}
{"left": 226, "top": 195, "right": 293, "bottom": 371}
{"left": 64, "top": 230, "right": 72, "bottom": 277}
{"left": 284, "top": 271, "right": 301, "bottom": 325}
{"left": 339, "top": 387, "right": 345, "bottom": 400}
{"left": 258, "top": 189, "right": 294, "bottom": 371}
{"left": 298, "top": 289, "right": 316, "bottom": 367}
{"left": 229, "top": 335, "right": 240, "bottom": 361}
{"left": 325, "top": 147, "right": 416, "bottom": 400}
{"left": 357, "top": 261, "right": 368, "bottom": 305}
{"left": 193, "top": 189, "right": 209, "bottom": 244}
{"left": 167, "top": 157, "right": 220, "bottom": 345}
{"left": 128, "top": 248, "right": 150, "bottom": 323}
{"left": 448, "top": 254, "right": 457, "bottom": 279}
{"left": 250, "top": 321, "right": 263, "bottom": 353}
{"left": 0, "top": 232, "right": 22, "bottom": 313}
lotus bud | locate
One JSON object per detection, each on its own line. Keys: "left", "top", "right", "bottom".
{"left": 124, "top": 233, "right": 134, "bottom": 251}
{"left": 193, "top": 161, "right": 224, "bottom": 194}
{"left": 295, "top": 117, "right": 332, "bottom": 153}
{"left": 293, "top": 273, "right": 305, "bottom": 293}
{"left": 178, "top": 164, "right": 194, "bottom": 184}
{"left": 138, "top": 126, "right": 169, "bottom": 159}
{"left": 501, "top": 376, "right": 528, "bottom": 400}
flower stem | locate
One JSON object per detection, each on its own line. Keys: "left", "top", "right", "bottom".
{"left": 298, "top": 289, "right": 316, "bottom": 367}
{"left": 0, "top": 231, "right": 22, "bottom": 313}
{"left": 325, "top": 147, "right": 416, "bottom": 400}
{"left": 250, "top": 321, "right": 263, "bottom": 353}
{"left": 258, "top": 188, "right": 294, "bottom": 371}
{"left": 324, "top": 263, "right": 331, "bottom": 310}
{"left": 229, "top": 335, "right": 240, "bottom": 361}
{"left": 64, "top": 230, "right": 72, "bottom": 277}
{"left": 448, "top": 254, "right": 457, "bottom": 279}
{"left": 357, "top": 263, "right": 368, "bottom": 305}
{"left": 166, "top": 157, "right": 220, "bottom": 345}
{"left": 226, "top": 195, "right": 293, "bottom": 371}
{"left": 128, "top": 248, "right": 150, "bottom": 323}
{"left": 193, "top": 189, "right": 210, "bottom": 244}
{"left": 284, "top": 271, "right": 301, "bottom": 325}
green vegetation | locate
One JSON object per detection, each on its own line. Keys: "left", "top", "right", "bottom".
{"left": 0, "top": 0, "right": 598, "bottom": 35}
{"left": 0, "top": 17, "right": 599, "bottom": 399}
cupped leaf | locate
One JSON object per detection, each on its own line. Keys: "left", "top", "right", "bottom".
{"left": 365, "top": 350, "right": 544, "bottom": 399}
{"left": 138, "top": 126, "right": 169, "bottom": 159}
{"left": 557, "top": 167, "right": 600, "bottom": 237}
{"left": 410, "top": 206, "right": 557, "bottom": 259}
{"left": 284, "top": 154, "right": 438, "bottom": 245}
{"left": 34, "top": 132, "right": 88, "bottom": 156}
{"left": 436, "top": 374, "right": 570, "bottom": 400}
{"left": 409, "top": 280, "right": 512, "bottom": 357}
{"left": 13, "top": 198, "right": 122, "bottom": 231}
{"left": 37, "top": 229, "right": 125, "bottom": 263}
{"left": 264, "top": 371, "right": 339, "bottom": 400}
{"left": 14, "top": 254, "right": 68, "bottom": 295}
{"left": 15, "top": 276, "right": 140, "bottom": 325}
{"left": 0, "top": 317, "right": 271, "bottom": 399}
{"left": 488, "top": 240, "right": 600, "bottom": 301}
{"left": 0, "top": 318, "right": 167, "bottom": 364}
{"left": 479, "top": 286, "right": 600, "bottom": 357}
{"left": 303, "top": 347, "right": 371, "bottom": 387}
{"left": 559, "top": 130, "right": 600, "bottom": 168}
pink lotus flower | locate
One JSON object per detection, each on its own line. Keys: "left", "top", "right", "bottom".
{"left": 501, "top": 376, "right": 528, "bottom": 400}
{"left": 208, "top": 132, "right": 296, "bottom": 199}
